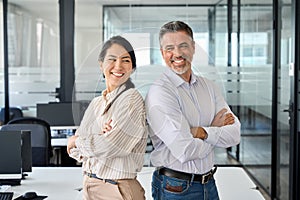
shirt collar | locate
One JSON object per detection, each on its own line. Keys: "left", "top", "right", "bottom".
{"left": 165, "top": 67, "right": 197, "bottom": 87}
{"left": 102, "top": 86, "right": 121, "bottom": 102}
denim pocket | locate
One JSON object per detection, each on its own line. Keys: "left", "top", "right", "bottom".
{"left": 152, "top": 170, "right": 161, "bottom": 200}
{"left": 152, "top": 182, "right": 159, "bottom": 200}
{"left": 162, "top": 176, "right": 189, "bottom": 195}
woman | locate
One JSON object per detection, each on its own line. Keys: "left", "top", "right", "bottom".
{"left": 67, "top": 36, "right": 147, "bottom": 200}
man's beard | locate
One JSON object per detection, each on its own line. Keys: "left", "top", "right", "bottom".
{"left": 171, "top": 65, "right": 189, "bottom": 75}
{"left": 170, "top": 55, "right": 191, "bottom": 75}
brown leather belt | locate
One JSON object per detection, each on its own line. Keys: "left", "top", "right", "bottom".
{"left": 159, "top": 167, "right": 217, "bottom": 184}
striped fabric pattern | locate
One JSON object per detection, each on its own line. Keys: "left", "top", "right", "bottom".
{"left": 69, "top": 87, "right": 148, "bottom": 179}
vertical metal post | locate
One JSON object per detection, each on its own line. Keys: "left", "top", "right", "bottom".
{"left": 227, "top": 0, "right": 232, "bottom": 67}
{"left": 236, "top": 0, "right": 241, "bottom": 161}
{"left": 2, "top": 0, "right": 10, "bottom": 124}
{"left": 237, "top": 0, "right": 240, "bottom": 67}
{"left": 271, "top": 0, "right": 281, "bottom": 199}
{"left": 290, "top": 0, "right": 300, "bottom": 199}
{"left": 208, "top": 8, "right": 216, "bottom": 66}
{"left": 59, "top": 0, "right": 75, "bottom": 102}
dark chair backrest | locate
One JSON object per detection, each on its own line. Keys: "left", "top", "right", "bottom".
{"left": 0, "top": 107, "right": 23, "bottom": 124}
{"left": 6, "top": 117, "right": 53, "bottom": 166}
{"left": 1, "top": 123, "right": 50, "bottom": 166}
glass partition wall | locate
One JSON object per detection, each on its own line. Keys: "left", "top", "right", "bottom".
{"left": 278, "top": 2, "right": 292, "bottom": 199}
{"left": 238, "top": 1, "right": 273, "bottom": 196}
{"left": 236, "top": 1, "right": 292, "bottom": 199}
{"left": 0, "top": 1, "right": 60, "bottom": 118}
{"left": 74, "top": 1, "right": 103, "bottom": 102}
{"left": 101, "top": 2, "right": 292, "bottom": 199}
{"left": 0, "top": 1, "right": 296, "bottom": 199}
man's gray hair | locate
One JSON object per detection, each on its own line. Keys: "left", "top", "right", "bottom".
{"left": 159, "top": 21, "right": 194, "bottom": 46}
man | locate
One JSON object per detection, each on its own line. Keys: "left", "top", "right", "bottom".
{"left": 145, "top": 21, "right": 241, "bottom": 199}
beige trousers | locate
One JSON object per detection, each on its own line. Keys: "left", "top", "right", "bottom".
{"left": 82, "top": 175, "right": 145, "bottom": 200}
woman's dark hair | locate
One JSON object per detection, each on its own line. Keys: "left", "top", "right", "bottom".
{"left": 159, "top": 21, "right": 194, "bottom": 46}
{"left": 98, "top": 35, "right": 136, "bottom": 70}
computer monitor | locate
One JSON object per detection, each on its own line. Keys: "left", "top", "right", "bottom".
{"left": 0, "top": 130, "right": 22, "bottom": 185}
{"left": 21, "top": 130, "right": 32, "bottom": 175}
{"left": 37, "top": 102, "right": 82, "bottom": 126}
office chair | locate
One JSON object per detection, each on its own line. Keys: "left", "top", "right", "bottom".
{"left": 145, "top": 136, "right": 154, "bottom": 153}
{"left": 4, "top": 117, "right": 53, "bottom": 166}
{"left": 0, "top": 107, "right": 23, "bottom": 124}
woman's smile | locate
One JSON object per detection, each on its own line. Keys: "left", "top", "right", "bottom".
{"left": 111, "top": 71, "right": 125, "bottom": 77}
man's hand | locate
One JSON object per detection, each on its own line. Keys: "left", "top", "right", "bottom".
{"left": 67, "top": 135, "right": 78, "bottom": 154}
{"left": 211, "top": 108, "right": 234, "bottom": 127}
{"left": 190, "top": 127, "right": 207, "bottom": 140}
{"left": 190, "top": 108, "right": 235, "bottom": 140}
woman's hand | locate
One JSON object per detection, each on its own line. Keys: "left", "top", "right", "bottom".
{"left": 101, "top": 119, "right": 112, "bottom": 134}
{"left": 67, "top": 135, "right": 78, "bottom": 154}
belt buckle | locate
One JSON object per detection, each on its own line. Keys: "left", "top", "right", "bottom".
{"left": 201, "top": 171, "right": 212, "bottom": 184}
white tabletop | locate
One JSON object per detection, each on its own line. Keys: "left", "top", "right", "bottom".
{"left": 9, "top": 167, "right": 83, "bottom": 200}
{"left": 5, "top": 166, "right": 265, "bottom": 200}
{"left": 50, "top": 126, "right": 79, "bottom": 130}
{"left": 51, "top": 138, "right": 68, "bottom": 147}
{"left": 50, "top": 126, "right": 77, "bottom": 147}
{"left": 214, "top": 167, "right": 265, "bottom": 200}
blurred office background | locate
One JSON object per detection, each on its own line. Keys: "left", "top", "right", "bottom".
{"left": 0, "top": 0, "right": 299, "bottom": 199}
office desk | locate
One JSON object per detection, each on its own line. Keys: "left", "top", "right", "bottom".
{"left": 50, "top": 126, "right": 78, "bottom": 143}
{"left": 8, "top": 167, "right": 265, "bottom": 200}
{"left": 50, "top": 138, "right": 68, "bottom": 166}
{"left": 10, "top": 167, "right": 152, "bottom": 200}
{"left": 11, "top": 167, "right": 82, "bottom": 200}
{"left": 51, "top": 138, "right": 68, "bottom": 147}
{"left": 50, "top": 126, "right": 77, "bottom": 166}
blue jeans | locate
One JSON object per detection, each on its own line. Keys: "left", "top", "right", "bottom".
{"left": 151, "top": 169, "right": 220, "bottom": 200}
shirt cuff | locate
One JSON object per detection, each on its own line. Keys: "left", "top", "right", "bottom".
{"left": 202, "top": 126, "right": 219, "bottom": 145}
{"left": 69, "top": 148, "right": 84, "bottom": 162}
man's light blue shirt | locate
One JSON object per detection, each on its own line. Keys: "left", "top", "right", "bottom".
{"left": 145, "top": 67, "right": 241, "bottom": 174}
